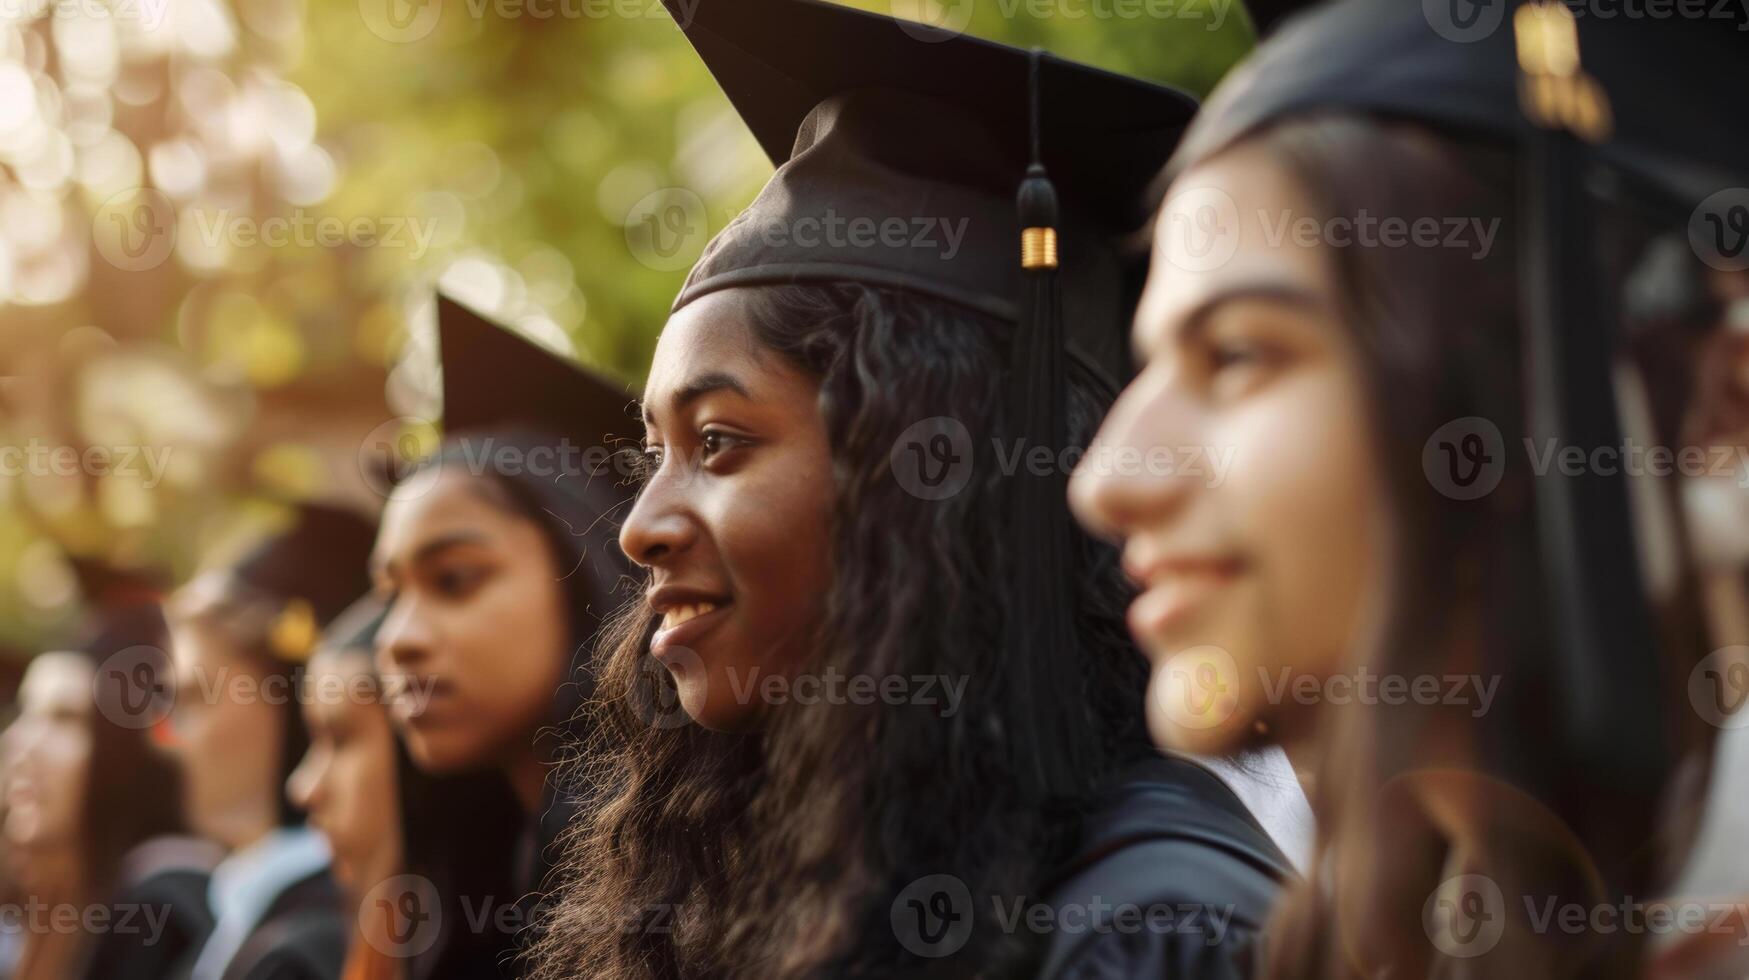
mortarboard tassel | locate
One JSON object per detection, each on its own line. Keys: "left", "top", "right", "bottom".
{"left": 1515, "top": 0, "right": 1668, "bottom": 936}
{"left": 1003, "top": 49, "right": 1085, "bottom": 801}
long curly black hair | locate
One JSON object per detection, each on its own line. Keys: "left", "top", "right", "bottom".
{"left": 525, "top": 282, "right": 1152, "bottom": 979}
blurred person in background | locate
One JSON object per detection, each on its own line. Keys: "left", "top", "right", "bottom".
{"left": 287, "top": 594, "right": 524, "bottom": 980}
{"left": 0, "top": 561, "right": 183, "bottom": 980}
{"left": 160, "top": 503, "right": 378, "bottom": 980}
{"left": 1070, "top": 2, "right": 1746, "bottom": 977}
{"left": 1649, "top": 265, "right": 1749, "bottom": 979}
{"left": 369, "top": 295, "right": 635, "bottom": 971}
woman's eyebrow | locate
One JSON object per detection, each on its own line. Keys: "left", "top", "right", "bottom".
{"left": 642, "top": 370, "right": 753, "bottom": 424}
{"left": 1135, "top": 279, "right": 1327, "bottom": 362}
{"left": 371, "top": 530, "right": 492, "bottom": 578}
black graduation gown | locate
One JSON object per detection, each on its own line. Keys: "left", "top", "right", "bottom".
{"left": 79, "top": 836, "right": 223, "bottom": 980}
{"left": 219, "top": 870, "right": 348, "bottom": 980}
{"left": 1036, "top": 754, "right": 1295, "bottom": 980}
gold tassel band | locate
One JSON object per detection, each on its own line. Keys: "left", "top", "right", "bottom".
{"left": 1021, "top": 227, "right": 1058, "bottom": 270}
{"left": 1514, "top": 2, "right": 1612, "bottom": 142}
{"left": 269, "top": 597, "right": 318, "bottom": 663}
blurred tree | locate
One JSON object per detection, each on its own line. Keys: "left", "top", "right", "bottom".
{"left": 0, "top": 0, "right": 1253, "bottom": 651}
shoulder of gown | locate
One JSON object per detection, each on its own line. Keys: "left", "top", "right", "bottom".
{"left": 221, "top": 870, "right": 348, "bottom": 980}
{"left": 1035, "top": 753, "right": 1295, "bottom": 980}
{"left": 79, "top": 835, "right": 222, "bottom": 980}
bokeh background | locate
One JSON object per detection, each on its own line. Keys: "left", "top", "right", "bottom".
{"left": 0, "top": 0, "right": 1254, "bottom": 657}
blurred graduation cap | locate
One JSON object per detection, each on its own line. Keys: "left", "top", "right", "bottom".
{"left": 1170, "top": 0, "right": 1746, "bottom": 876}
{"left": 1240, "top": 0, "right": 1322, "bottom": 36}
{"left": 65, "top": 557, "right": 171, "bottom": 657}
{"left": 221, "top": 503, "right": 379, "bottom": 664}
{"left": 662, "top": 0, "right": 1198, "bottom": 793}
{"left": 435, "top": 293, "right": 638, "bottom": 448}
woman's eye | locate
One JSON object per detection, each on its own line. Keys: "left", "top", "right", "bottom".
{"left": 1210, "top": 340, "right": 1266, "bottom": 371}
{"left": 432, "top": 566, "right": 485, "bottom": 598}
{"left": 633, "top": 445, "right": 664, "bottom": 483}
{"left": 699, "top": 429, "right": 744, "bottom": 462}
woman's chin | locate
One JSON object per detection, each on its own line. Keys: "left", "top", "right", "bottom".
{"left": 1144, "top": 644, "right": 1258, "bottom": 756}
{"left": 402, "top": 731, "right": 485, "bottom": 775}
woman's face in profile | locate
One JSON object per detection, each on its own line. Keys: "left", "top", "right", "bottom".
{"left": 1070, "top": 138, "right": 1386, "bottom": 756}
{"left": 2, "top": 653, "right": 94, "bottom": 871}
{"left": 285, "top": 648, "right": 399, "bottom": 891}
{"left": 619, "top": 288, "right": 835, "bottom": 732}
{"left": 372, "top": 467, "right": 571, "bottom": 775}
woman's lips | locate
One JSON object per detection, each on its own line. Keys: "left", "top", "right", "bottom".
{"left": 650, "top": 601, "right": 732, "bottom": 662}
{"left": 386, "top": 677, "right": 451, "bottom": 725}
{"left": 1126, "top": 560, "right": 1246, "bottom": 647}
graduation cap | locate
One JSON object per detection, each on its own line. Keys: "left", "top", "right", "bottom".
{"left": 662, "top": 0, "right": 1197, "bottom": 792}
{"left": 435, "top": 294, "right": 638, "bottom": 449}
{"left": 1240, "top": 0, "right": 1321, "bottom": 37}
{"left": 666, "top": 0, "right": 1197, "bottom": 392}
{"left": 64, "top": 557, "right": 171, "bottom": 658}
{"left": 1169, "top": 0, "right": 1746, "bottom": 888}
{"left": 225, "top": 503, "right": 379, "bottom": 663}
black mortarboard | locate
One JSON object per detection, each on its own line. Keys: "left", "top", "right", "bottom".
{"left": 65, "top": 557, "right": 170, "bottom": 658}
{"left": 228, "top": 503, "right": 379, "bottom": 663}
{"left": 662, "top": 0, "right": 1198, "bottom": 794}
{"left": 436, "top": 293, "right": 639, "bottom": 448}
{"left": 1170, "top": 0, "right": 1745, "bottom": 912}
{"left": 1174, "top": 0, "right": 1747, "bottom": 196}
{"left": 1240, "top": 0, "right": 1320, "bottom": 37}
{"left": 665, "top": 0, "right": 1196, "bottom": 393}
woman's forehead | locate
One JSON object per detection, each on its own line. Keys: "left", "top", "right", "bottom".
{"left": 647, "top": 293, "right": 769, "bottom": 401}
{"left": 377, "top": 468, "right": 519, "bottom": 563}
{"left": 21, "top": 652, "right": 94, "bottom": 706}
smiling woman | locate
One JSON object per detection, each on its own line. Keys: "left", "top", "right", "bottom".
{"left": 626, "top": 288, "right": 835, "bottom": 732}
{"left": 523, "top": 1, "right": 1303, "bottom": 978}
{"left": 1069, "top": 2, "right": 1749, "bottom": 977}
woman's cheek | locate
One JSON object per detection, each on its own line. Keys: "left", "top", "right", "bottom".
{"left": 1259, "top": 373, "right": 1380, "bottom": 679}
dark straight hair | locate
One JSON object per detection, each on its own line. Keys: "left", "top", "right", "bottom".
{"left": 1201, "top": 115, "right": 1720, "bottom": 980}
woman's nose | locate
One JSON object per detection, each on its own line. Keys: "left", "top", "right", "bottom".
{"left": 618, "top": 473, "right": 698, "bottom": 569}
{"left": 1069, "top": 386, "right": 1196, "bottom": 541}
